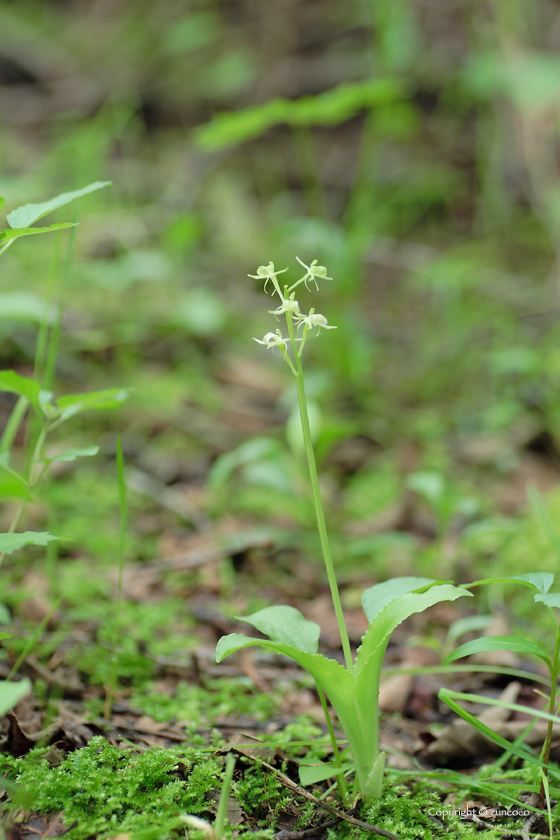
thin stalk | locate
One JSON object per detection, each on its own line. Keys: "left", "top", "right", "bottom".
{"left": 0, "top": 426, "right": 48, "bottom": 568}
{"left": 285, "top": 314, "right": 353, "bottom": 671}
{"left": 0, "top": 396, "right": 29, "bottom": 455}
{"left": 215, "top": 752, "right": 236, "bottom": 840}
{"left": 316, "top": 682, "right": 348, "bottom": 803}
{"left": 290, "top": 125, "right": 330, "bottom": 220}
{"left": 44, "top": 219, "right": 78, "bottom": 391}
{"left": 34, "top": 229, "right": 63, "bottom": 384}
{"left": 105, "top": 435, "right": 127, "bottom": 718}
{"left": 539, "top": 628, "right": 560, "bottom": 801}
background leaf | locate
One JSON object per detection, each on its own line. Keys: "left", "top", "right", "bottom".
{"left": 0, "top": 371, "right": 41, "bottom": 410}
{"left": 44, "top": 446, "right": 100, "bottom": 463}
{"left": 6, "top": 181, "right": 111, "bottom": 228}
{"left": 56, "top": 388, "right": 129, "bottom": 421}
{"left": 0, "top": 532, "right": 59, "bottom": 554}
{"left": 444, "top": 635, "right": 551, "bottom": 668}
{"left": 0, "top": 679, "right": 30, "bottom": 717}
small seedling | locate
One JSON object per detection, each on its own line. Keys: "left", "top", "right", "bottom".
{"left": 216, "top": 260, "right": 472, "bottom": 803}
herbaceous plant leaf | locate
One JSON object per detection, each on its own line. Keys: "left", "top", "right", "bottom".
{"left": 7, "top": 181, "right": 111, "bottom": 229}
{"left": 0, "top": 223, "right": 76, "bottom": 241}
{"left": 0, "top": 371, "right": 41, "bottom": 410}
{"left": 56, "top": 388, "right": 129, "bottom": 421}
{"left": 534, "top": 592, "right": 560, "bottom": 609}
{"left": 44, "top": 446, "right": 100, "bottom": 463}
{"left": 235, "top": 606, "right": 320, "bottom": 654}
{"left": 0, "top": 679, "right": 30, "bottom": 717}
{"left": 356, "top": 585, "right": 472, "bottom": 676}
{"left": 444, "top": 635, "right": 551, "bottom": 668}
{"left": 0, "top": 532, "right": 59, "bottom": 554}
{"left": 362, "top": 577, "right": 437, "bottom": 621}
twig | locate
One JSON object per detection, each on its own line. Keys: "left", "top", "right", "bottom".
{"left": 247, "top": 754, "right": 398, "bottom": 840}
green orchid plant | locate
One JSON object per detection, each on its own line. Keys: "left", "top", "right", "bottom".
{"left": 216, "top": 260, "right": 472, "bottom": 803}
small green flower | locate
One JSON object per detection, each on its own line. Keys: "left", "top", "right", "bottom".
{"left": 253, "top": 329, "right": 290, "bottom": 350}
{"left": 296, "top": 308, "right": 337, "bottom": 335}
{"left": 288, "top": 257, "right": 332, "bottom": 293}
{"left": 248, "top": 262, "right": 288, "bottom": 298}
{"left": 269, "top": 293, "right": 301, "bottom": 318}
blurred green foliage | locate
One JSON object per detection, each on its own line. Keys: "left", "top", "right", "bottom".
{"left": 2, "top": 0, "right": 560, "bottom": 730}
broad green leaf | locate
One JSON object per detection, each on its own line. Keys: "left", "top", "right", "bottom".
{"left": 534, "top": 593, "right": 560, "bottom": 609}
{"left": 513, "top": 573, "right": 554, "bottom": 594}
{"left": 56, "top": 388, "right": 129, "bottom": 421}
{"left": 0, "top": 223, "right": 76, "bottom": 240}
{"left": 0, "top": 197, "right": 4, "bottom": 213}
{"left": 236, "top": 606, "right": 320, "bottom": 654}
{"left": 357, "top": 585, "right": 472, "bottom": 675}
{"left": 0, "top": 293, "right": 54, "bottom": 323}
{"left": 362, "top": 577, "right": 437, "bottom": 621}
{"left": 6, "top": 181, "right": 111, "bottom": 229}
{"left": 0, "top": 370, "right": 41, "bottom": 410}
{"left": 0, "top": 532, "right": 58, "bottom": 554}
{"left": 43, "top": 445, "right": 99, "bottom": 463}
{"left": 405, "top": 471, "right": 444, "bottom": 505}
{"left": 298, "top": 761, "right": 350, "bottom": 786}
{"left": 0, "top": 679, "right": 30, "bottom": 717}
{"left": 206, "top": 437, "right": 281, "bottom": 489}
{"left": 444, "top": 635, "right": 551, "bottom": 668}
{"left": 0, "top": 474, "right": 29, "bottom": 499}
{"left": 216, "top": 634, "right": 378, "bottom": 795}
{"left": 0, "top": 603, "right": 11, "bottom": 623}
{"left": 194, "top": 79, "right": 402, "bottom": 150}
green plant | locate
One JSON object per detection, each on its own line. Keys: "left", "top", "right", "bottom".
{"left": 0, "top": 183, "right": 128, "bottom": 568}
{"left": 216, "top": 260, "right": 472, "bottom": 804}
{"left": 443, "top": 567, "right": 560, "bottom": 814}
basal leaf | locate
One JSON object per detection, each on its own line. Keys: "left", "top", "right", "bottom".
{"left": 356, "top": 585, "right": 472, "bottom": 676}
{"left": 236, "top": 606, "right": 320, "bottom": 653}
{"left": 44, "top": 446, "right": 100, "bottom": 463}
{"left": 0, "top": 532, "right": 59, "bottom": 554}
{"left": 444, "top": 635, "right": 551, "bottom": 668}
{"left": 7, "top": 181, "right": 111, "bottom": 229}
{"left": 0, "top": 679, "right": 30, "bottom": 717}
{"left": 56, "top": 388, "right": 129, "bottom": 421}
{"left": 0, "top": 223, "right": 76, "bottom": 240}
{"left": 362, "top": 577, "right": 437, "bottom": 621}
{"left": 0, "top": 370, "right": 41, "bottom": 410}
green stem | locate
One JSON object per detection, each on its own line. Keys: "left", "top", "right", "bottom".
{"left": 0, "top": 425, "right": 48, "bottom": 568}
{"left": 540, "top": 628, "right": 560, "bottom": 801}
{"left": 215, "top": 752, "right": 236, "bottom": 840}
{"left": 285, "top": 315, "right": 353, "bottom": 671}
{"left": 0, "top": 396, "right": 29, "bottom": 455}
{"left": 316, "top": 682, "right": 348, "bottom": 803}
